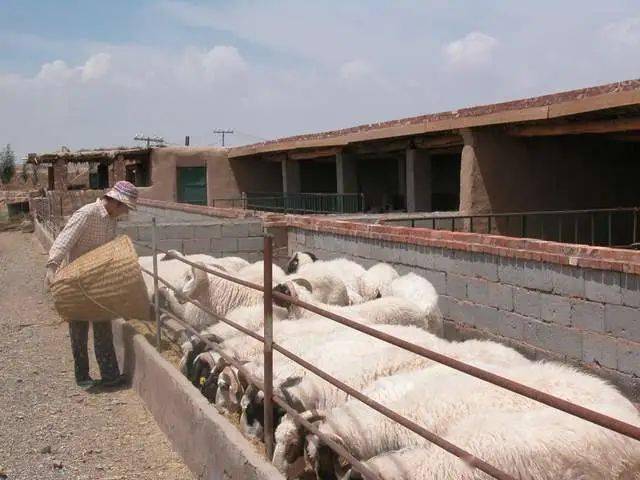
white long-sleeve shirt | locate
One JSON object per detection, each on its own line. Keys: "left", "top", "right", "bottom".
{"left": 47, "top": 199, "right": 116, "bottom": 269}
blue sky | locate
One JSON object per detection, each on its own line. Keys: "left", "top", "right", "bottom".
{"left": 1, "top": 1, "right": 639, "bottom": 159}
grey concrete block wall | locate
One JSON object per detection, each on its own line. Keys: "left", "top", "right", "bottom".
{"left": 118, "top": 217, "right": 265, "bottom": 262}
{"left": 287, "top": 227, "right": 640, "bottom": 398}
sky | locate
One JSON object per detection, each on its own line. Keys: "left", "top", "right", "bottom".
{"left": 1, "top": 1, "right": 639, "bottom": 160}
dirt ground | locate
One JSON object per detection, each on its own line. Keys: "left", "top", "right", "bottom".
{"left": 0, "top": 231, "right": 195, "bottom": 480}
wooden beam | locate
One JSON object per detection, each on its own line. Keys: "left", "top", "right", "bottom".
{"left": 509, "top": 117, "right": 640, "bottom": 137}
{"left": 288, "top": 146, "right": 343, "bottom": 161}
{"left": 606, "top": 132, "right": 640, "bottom": 142}
{"left": 413, "top": 134, "right": 463, "bottom": 149}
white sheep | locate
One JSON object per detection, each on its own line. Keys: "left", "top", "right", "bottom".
{"left": 285, "top": 251, "right": 318, "bottom": 274}
{"left": 358, "top": 263, "right": 399, "bottom": 301}
{"left": 287, "top": 252, "right": 367, "bottom": 304}
{"left": 389, "top": 272, "right": 440, "bottom": 321}
{"left": 162, "top": 249, "right": 250, "bottom": 272}
{"left": 278, "top": 342, "right": 530, "bottom": 476}
{"left": 274, "top": 281, "right": 431, "bottom": 331}
{"left": 307, "top": 360, "right": 638, "bottom": 480}
{"left": 358, "top": 406, "right": 640, "bottom": 480}
{"left": 236, "top": 260, "right": 286, "bottom": 285}
{"left": 239, "top": 325, "right": 448, "bottom": 442}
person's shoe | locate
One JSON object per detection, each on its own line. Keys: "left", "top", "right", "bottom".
{"left": 76, "top": 377, "right": 95, "bottom": 389}
{"left": 99, "top": 374, "right": 127, "bottom": 388}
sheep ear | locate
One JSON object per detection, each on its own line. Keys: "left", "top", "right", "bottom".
{"left": 301, "top": 409, "right": 326, "bottom": 424}
{"left": 192, "top": 262, "right": 208, "bottom": 285}
{"left": 280, "top": 375, "right": 303, "bottom": 389}
{"left": 304, "top": 251, "right": 317, "bottom": 262}
{"left": 160, "top": 249, "right": 179, "bottom": 261}
{"left": 291, "top": 278, "right": 313, "bottom": 293}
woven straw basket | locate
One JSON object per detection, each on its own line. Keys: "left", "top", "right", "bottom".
{"left": 51, "top": 235, "right": 150, "bottom": 322}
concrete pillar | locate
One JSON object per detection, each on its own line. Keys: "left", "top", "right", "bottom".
{"left": 336, "top": 152, "right": 357, "bottom": 194}
{"left": 281, "top": 158, "right": 300, "bottom": 193}
{"left": 405, "top": 148, "right": 431, "bottom": 212}
{"left": 397, "top": 155, "right": 406, "bottom": 209}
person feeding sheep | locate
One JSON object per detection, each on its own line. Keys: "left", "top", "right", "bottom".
{"left": 44, "top": 181, "right": 138, "bottom": 389}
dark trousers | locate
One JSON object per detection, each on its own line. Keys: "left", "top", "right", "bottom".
{"left": 68, "top": 320, "right": 120, "bottom": 382}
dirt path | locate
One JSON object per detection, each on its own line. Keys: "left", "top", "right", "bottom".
{"left": 0, "top": 231, "right": 195, "bottom": 480}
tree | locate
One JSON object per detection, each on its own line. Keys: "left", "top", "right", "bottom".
{"left": 20, "top": 163, "right": 28, "bottom": 184}
{"left": 0, "top": 144, "right": 16, "bottom": 184}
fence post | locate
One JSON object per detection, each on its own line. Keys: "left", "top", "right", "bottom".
{"left": 241, "top": 191, "right": 247, "bottom": 210}
{"left": 263, "top": 235, "right": 274, "bottom": 459}
{"left": 152, "top": 217, "right": 162, "bottom": 351}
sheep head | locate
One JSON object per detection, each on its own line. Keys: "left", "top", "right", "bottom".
{"left": 273, "top": 279, "right": 313, "bottom": 313}
{"left": 272, "top": 410, "right": 326, "bottom": 475}
{"left": 215, "top": 366, "right": 246, "bottom": 414}
{"left": 191, "top": 351, "right": 215, "bottom": 392}
{"left": 179, "top": 262, "right": 208, "bottom": 303}
{"left": 160, "top": 249, "right": 181, "bottom": 261}
{"left": 305, "top": 431, "right": 350, "bottom": 480}
{"left": 286, "top": 251, "right": 317, "bottom": 274}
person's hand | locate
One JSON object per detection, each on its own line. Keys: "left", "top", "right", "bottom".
{"left": 44, "top": 266, "right": 57, "bottom": 291}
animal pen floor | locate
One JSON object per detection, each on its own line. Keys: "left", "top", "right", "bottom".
{"left": 0, "top": 231, "right": 195, "bottom": 480}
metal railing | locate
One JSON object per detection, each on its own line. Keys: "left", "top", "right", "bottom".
{"left": 134, "top": 224, "right": 640, "bottom": 480}
{"left": 245, "top": 192, "right": 365, "bottom": 214}
{"left": 379, "top": 207, "right": 640, "bottom": 249}
{"left": 31, "top": 197, "right": 63, "bottom": 236}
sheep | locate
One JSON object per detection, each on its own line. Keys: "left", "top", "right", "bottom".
{"left": 285, "top": 251, "right": 318, "bottom": 274}
{"left": 389, "top": 272, "right": 440, "bottom": 319}
{"left": 277, "top": 341, "right": 529, "bottom": 476}
{"left": 236, "top": 260, "right": 286, "bottom": 285}
{"left": 273, "top": 281, "right": 431, "bottom": 331}
{"left": 358, "top": 263, "right": 399, "bottom": 301}
{"left": 287, "top": 252, "right": 367, "bottom": 304}
{"left": 284, "top": 261, "right": 356, "bottom": 306}
{"left": 239, "top": 325, "right": 449, "bottom": 443}
{"left": 178, "top": 261, "right": 283, "bottom": 327}
{"left": 307, "top": 360, "right": 638, "bottom": 480}
{"left": 355, "top": 406, "right": 640, "bottom": 480}
{"left": 179, "top": 303, "right": 290, "bottom": 388}
{"left": 162, "top": 249, "right": 250, "bottom": 272}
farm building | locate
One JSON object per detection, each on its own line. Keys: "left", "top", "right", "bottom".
{"left": 30, "top": 78, "right": 640, "bottom": 219}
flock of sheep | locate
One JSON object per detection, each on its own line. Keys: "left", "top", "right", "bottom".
{"left": 138, "top": 250, "right": 640, "bottom": 480}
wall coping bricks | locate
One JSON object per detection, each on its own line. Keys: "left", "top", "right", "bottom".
{"left": 138, "top": 198, "right": 267, "bottom": 220}
{"left": 274, "top": 215, "right": 640, "bottom": 275}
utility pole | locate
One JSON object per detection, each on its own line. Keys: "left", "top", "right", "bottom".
{"left": 213, "top": 129, "right": 234, "bottom": 147}
{"left": 134, "top": 134, "right": 165, "bottom": 148}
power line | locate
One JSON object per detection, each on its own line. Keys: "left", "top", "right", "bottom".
{"left": 212, "top": 129, "right": 234, "bottom": 147}
{"left": 133, "top": 134, "right": 165, "bottom": 148}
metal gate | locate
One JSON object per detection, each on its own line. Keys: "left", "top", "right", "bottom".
{"left": 177, "top": 167, "right": 207, "bottom": 205}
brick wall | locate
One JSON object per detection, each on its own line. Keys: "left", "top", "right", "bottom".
{"left": 282, "top": 216, "right": 640, "bottom": 399}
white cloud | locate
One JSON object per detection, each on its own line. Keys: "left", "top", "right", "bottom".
{"left": 3, "top": 2, "right": 640, "bottom": 161}
{"left": 35, "top": 59, "right": 76, "bottom": 84}
{"left": 443, "top": 32, "right": 499, "bottom": 70}
{"left": 339, "top": 59, "right": 373, "bottom": 82}
{"left": 81, "top": 53, "right": 111, "bottom": 82}
{"left": 198, "top": 46, "right": 247, "bottom": 81}
{"left": 601, "top": 17, "right": 640, "bottom": 46}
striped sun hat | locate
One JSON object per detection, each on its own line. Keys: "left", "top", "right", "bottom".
{"left": 105, "top": 180, "right": 138, "bottom": 210}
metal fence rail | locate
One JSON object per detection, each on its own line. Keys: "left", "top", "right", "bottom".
{"left": 379, "top": 207, "right": 640, "bottom": 249}
{"left": 246, "top": 192, "right": 365, "bottom": 214}
{"left": 133, "top": 224, "right": 640, "bottom": 480}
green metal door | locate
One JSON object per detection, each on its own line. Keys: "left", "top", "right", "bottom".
{"left": 177, "top": 167, "right": 207, "bottom": 205}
